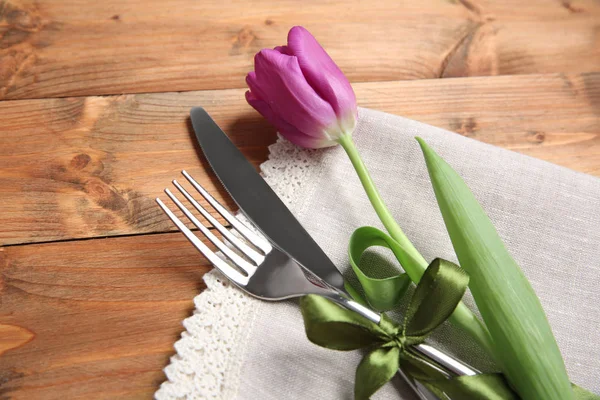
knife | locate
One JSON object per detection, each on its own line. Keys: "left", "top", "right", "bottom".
{"left": 189, "top": 107, "right": 346, "bottom": 291}
{"left": 189, "top": 107, "right": 477, "bottom": 399}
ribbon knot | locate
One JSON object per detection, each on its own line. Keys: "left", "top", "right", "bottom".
{"left": 391, "top": 336, "right": 405, "bottom": 350}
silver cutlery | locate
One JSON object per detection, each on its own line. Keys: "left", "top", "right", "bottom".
{"left": 186, "top": 107, "right": 480, "bottom": 399}
{"left": 157, "top": 170, "right": 480, "bottom": 400}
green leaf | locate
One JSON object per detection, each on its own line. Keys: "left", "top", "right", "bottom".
{"left": 573, "top": 384, "right": 600, "bottom": 400}
{"left": 348, "top": 227, "right": 413, "bottom": 311}
{"left": 433, "top": 374, "right": 519, "bottom": 400}
{"left": 417, "top": 138, "right": 573, "bottom": 400}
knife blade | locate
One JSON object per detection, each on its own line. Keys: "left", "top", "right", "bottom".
{"left": 190, "top": 106, "right": 345, "bottom": 290}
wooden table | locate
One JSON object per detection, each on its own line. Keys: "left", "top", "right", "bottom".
{"left": 0, "top": 0, "right": 598, "bottom": 398}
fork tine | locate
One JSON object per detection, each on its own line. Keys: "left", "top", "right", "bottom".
{"left": 164, "top": 189, "right": 257, "bottom": 275}
{"left": 172, "top": 179, "right": 264, "bottom": 265}
{"left": 182, "top": 170, "right": 272, "bottom": 254}
{"left": 156, "top": 198, "right": 249, "bottom": 285}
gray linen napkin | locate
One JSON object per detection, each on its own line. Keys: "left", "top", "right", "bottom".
{"left": 156, "top": 107, "right": 600, "bottom": 400}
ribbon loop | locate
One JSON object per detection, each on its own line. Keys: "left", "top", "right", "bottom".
{"left": 348, "top": 227, "right": 413, "bottom": 311}
{"left": 403, "top": 258, "right": 469, "bottom": 339}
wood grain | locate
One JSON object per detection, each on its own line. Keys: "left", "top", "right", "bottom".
{"left": 0, "top": 89, "right": 276, "bottom": 246}
{"left": 1, "top": 73, "right": 598, "bottom": 246}
{"left": 1, "top": 2, "right": 598, "bottom": 399}
{"left": 0, "top": 232, "right": 211, "bottom": 400}
{"left": 1, "top": 0, "right": 599, "bottom": 99}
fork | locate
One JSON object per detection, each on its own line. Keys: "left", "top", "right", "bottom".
{"left": 156, "top": 171, "right": 479, "bottom": 398}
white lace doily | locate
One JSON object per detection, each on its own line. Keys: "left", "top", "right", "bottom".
{"left": 155, "top": 138, "right": 321, "bottom": 400}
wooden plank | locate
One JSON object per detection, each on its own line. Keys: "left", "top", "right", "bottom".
{"left": 0, "top": 232, "right": 211, "bottom": 400}
{"left": 0, "top": 88, "right": 274, "bottom": 245}
{"left": 1, "top": 0, "right": 599, "bottom": 99}
{"left": 1, "top": 73, "right": 599, "bottom": 246}
{"left": 363, "top": 73, "right": 600, "bottom": 174}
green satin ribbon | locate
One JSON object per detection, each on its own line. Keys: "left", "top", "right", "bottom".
{"left": 300, "top": 226, "right": 600, "bottom": 399}
{"left": 348, "top": 226, "right": 415, "bottom": 311}
{"left": 302, "top": 257, "right": 519, "bottom": 399}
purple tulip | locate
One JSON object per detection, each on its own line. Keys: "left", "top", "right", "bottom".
{"left": 246, "top": 26, "right": 357, "bottom": 149}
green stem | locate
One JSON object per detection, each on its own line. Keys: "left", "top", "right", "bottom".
{"left": 338, "top": 134, "right": 495, "bottom": 356}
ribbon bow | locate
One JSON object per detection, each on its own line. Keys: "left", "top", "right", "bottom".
{"left": 300, "top": 227, "right": 600, "bottom": 399}
{"left": 302, "top": 258, "right": 514, "bottom": 399}
{"left": 300, "top": 227, "right": 521, "bottom": 399}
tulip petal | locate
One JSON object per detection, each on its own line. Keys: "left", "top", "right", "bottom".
{"left": 246, "top": 72, "right": 270, "bottom": 106}
{"left": 251, "top": 49, "right": 338, "bottom": 138}
{"left": 287, "top": 26, "right": 357, "bottom": 126}
{"left": 274, "top": 45, "right": 292, "bottom": 55}
{"left": 247, "top": 72, "right": 321, "bottom": 142}
{"left": 245, "top": 91, "right": 336, "bottom": 149}
{"left": 245, "top": 90, "right": 302, "bottom": 138}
